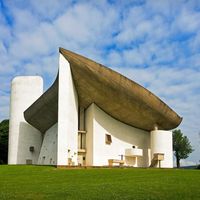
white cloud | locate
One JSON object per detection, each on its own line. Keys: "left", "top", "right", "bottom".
{"left": 188, "top": 31, "right": 200, "bottom": 54}
{"left": 0, "top": 41, "right": 7, "bottom": 54}
{"left": 12, "top": 8, "right": 39, "bottom": 32}
{"left": 54, "top": 2, "right": 118, "bottom": 48}
{"left": 123, "top": 48, "right": 145, "bottom": 66}
{"left": 29, "top": 0, "right": 70, "bottom": 20}
{"left": 173, "top": 8, "right": 200, "bottom": 33}
{"left": 107, "top": 51, "right": 123, "bottom": 67}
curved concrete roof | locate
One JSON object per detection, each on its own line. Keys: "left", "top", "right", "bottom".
{"left": 24, "top": 76, "right": 58, "bottom": 132}
{"left": 24, "top": 47, "right": 182, "bottom": 132}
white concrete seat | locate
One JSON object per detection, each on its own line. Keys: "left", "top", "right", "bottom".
{"left": 108, "top": 159, "right": 125, "bottom": 166}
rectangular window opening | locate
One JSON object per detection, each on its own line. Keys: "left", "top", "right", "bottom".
{"left": 105, "top": 134, "right": 112, "bottom": 145}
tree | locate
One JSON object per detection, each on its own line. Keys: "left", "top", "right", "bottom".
{"left": 173, "top": 129, "right": 193, "bottom": 168}
{"left": 0, "top": 119, "right": 9, "bottom": 164}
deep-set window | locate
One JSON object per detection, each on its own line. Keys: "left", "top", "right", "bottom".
{"left": 105, "top": 134, "right": 112, "bottom": 145}
{"left": 29, "top": 146, "right": 34, "bottom": 152}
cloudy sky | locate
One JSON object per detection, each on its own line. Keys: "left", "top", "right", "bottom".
{"left": 0, "top": 0, "right": 200, "bottom": 165}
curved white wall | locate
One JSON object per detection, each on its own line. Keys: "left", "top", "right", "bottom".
{"left": 85, "top": 103, "right": 150, "bottom": 167}
{"left": 57, "top": 54, "right": 78, "bottom": 166}
{"left": 38, "top": 123, "right": 58, "bottom": 165}
{"left": 150, "top": 130, "right": 173, "bottom": 168}
{"left": 8, "top": 76, "right": 43, "bottom": 164}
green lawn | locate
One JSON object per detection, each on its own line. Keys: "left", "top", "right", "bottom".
{"left": 0, "top": 165, "right": 199, "bottom": 200}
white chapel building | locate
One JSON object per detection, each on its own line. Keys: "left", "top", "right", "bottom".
{"left": 8, "top": 48, "right": 182, "bottom": 168}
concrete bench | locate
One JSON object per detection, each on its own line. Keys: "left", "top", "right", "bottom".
{"left": 149, "top": 153, "right": 165, "bottom": 168}
{"left": 108, "top": 159, "right": 125, "bottom": 167}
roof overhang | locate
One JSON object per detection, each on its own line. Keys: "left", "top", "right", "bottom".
{"left": 24, "top": 47, "right": 182, "bottom": 133}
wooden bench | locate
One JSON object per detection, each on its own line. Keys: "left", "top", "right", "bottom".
{"left": 108, "top": 159, "right": 125, "bottom": 167}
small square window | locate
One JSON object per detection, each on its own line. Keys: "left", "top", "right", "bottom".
{"left": 29, "top": 146, "right": 34, "bottom": 152}
{"left": 105, "top": 134, "right": 112, "bottom": 145}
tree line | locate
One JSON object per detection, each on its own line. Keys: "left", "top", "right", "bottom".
{"left": 0, "top": 119, "right": 9, "bottom": 164}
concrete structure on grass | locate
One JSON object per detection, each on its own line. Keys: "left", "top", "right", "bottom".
{"left": 8, "top": 48, "right": 182, "bottom": 168}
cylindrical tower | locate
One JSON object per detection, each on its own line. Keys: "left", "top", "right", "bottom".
{"left": 150, "top": 130, "right": 173, "bottom": 168}
{"left": 8, "top": 76, "right": 43, "bottom": 164}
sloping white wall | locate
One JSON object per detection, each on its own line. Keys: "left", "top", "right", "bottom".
{"left": 8, "top": 76, "right": 43, "bottom": 164}
{"left": 57, "top": 54, "right": 78, "bottom": 166}
{"left": 38, "top": 123, "right": 58, "bottom": 165}
{"left": 85, "top": 103, "right": 150, "bottom": 167}
{"left": 150, "top": 130, "right": 173, "bottom": 168}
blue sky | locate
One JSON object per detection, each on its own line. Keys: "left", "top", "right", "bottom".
{"left": 0, "top": 0, "right": 200, "bottom": 166}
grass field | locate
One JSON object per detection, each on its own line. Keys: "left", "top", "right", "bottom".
{"left": 0, "top": 165, "right": 200, "bottom": 200}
